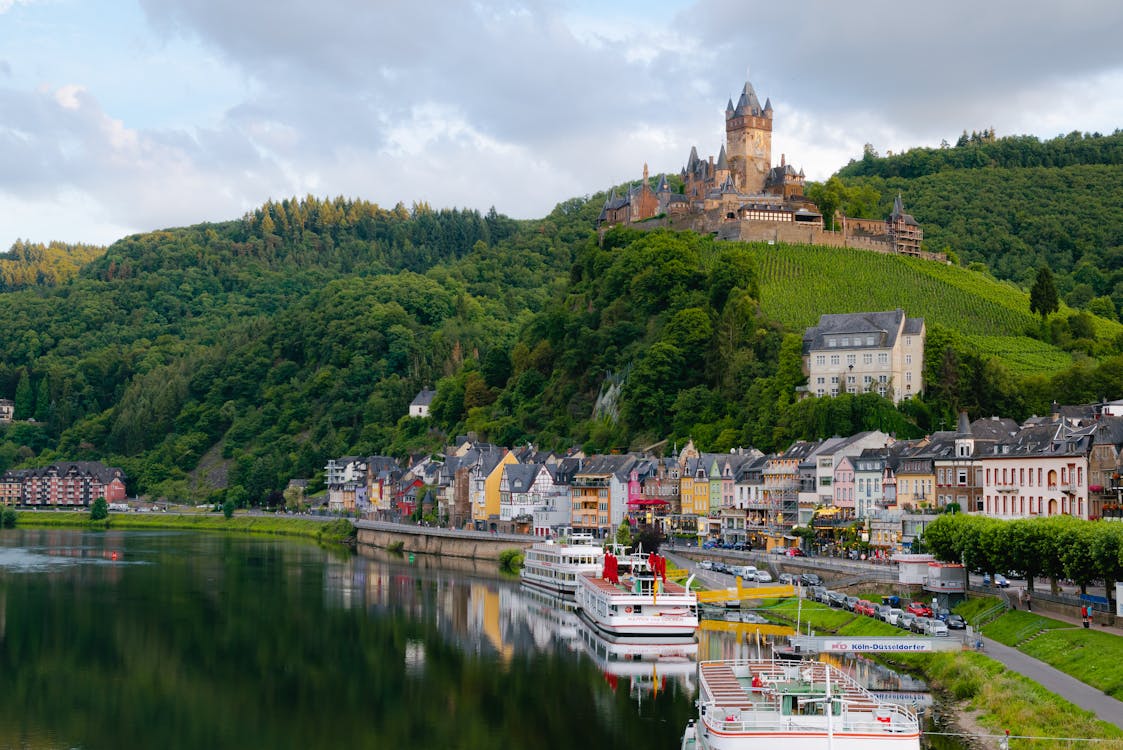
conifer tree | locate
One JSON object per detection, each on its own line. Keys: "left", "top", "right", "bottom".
{"left": 14, "top": 370, "right": 32, "bottom": 419}
{"left": 1029, "top": 266, "right": 1059, "bottom": 320}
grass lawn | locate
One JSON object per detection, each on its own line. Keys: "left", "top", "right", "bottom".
{"left": 14, "top": 510, "right": 351, "bottom": 543}
{"left": 982, "top": 611, "right": 1072, "bottom": 646}
{"left": 905, "top": 651, "right": 1123, "bottom": 747}
{"left": 760, "top": 599, "right": 857, "bottom": 631}
{"left": 955, "top": 594, "right": 1005, "bottom": 625}
{"left": 1020, "top": 628, "right": 1123, "bottom": 700}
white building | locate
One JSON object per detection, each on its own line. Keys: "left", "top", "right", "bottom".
{"left": 802, "top": 309, "right": 925, "bottom": 403}
{"left": 977, "top": 421, "right": 1093, "bottom": 520}
{"left": 409, "top": 389, "right": 437, "bottom": 418}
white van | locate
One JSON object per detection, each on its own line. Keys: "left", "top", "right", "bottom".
{"left": 732, "top": 565, "right": 758, "bottom": 581}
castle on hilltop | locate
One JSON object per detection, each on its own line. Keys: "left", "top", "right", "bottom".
{"left": 598, "top": 79, "right": 933, "bottom": 259}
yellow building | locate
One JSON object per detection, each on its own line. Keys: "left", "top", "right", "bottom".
{"left": 471, "top": 450, "right": 519, "bottom": 526}
{"left": 895, "top": 451, "right": 935, "bottom": 510}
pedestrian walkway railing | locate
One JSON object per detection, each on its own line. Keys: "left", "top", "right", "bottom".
{"left": 972, "top": 601, "right": 1008, "bottom": 630}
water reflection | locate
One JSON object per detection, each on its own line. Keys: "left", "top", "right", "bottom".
{"left": 0, "top": 529, "right": 956, "bottom": 750}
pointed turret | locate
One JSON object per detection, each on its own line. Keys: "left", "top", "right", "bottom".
{"left": 892, "top": 192, "right": 904, "bottom": 220}
{"left": 687, "top": 146, "right": 700, "bottom": 171}
{"left": 734, "top": 80, "right": 763, "bottom": 117}
{"left": 716, "top": 144, "right": 728, "bottom": 170}
{"left": 725, "top": 98, "right": 735, "bottom": 119}
{"left": 956, "top": 410, "right": 971, "bottom": 436}
{"left": 763, "top": 97, "right": 773, "bottom": 116}
{"left": 656, "top": 174, "right": 670, "bottom": 194}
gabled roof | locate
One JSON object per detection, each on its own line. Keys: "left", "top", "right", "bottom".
{"left": 411, "top": 389, "right": 437, "bottom": 407}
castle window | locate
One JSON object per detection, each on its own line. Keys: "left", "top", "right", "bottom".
{"left": 846, "top": 354, "right": 856, "bottom": 366}
{"left": 830, "top": 355, "right": 839, "bottom": 365}
{"left": 815, "top": 355, "right": 825, "bottom": 366}
{"left": 863, "top": 353, "right": 872, "bottom": 365}
{"left": 878, "top": 353, "right": 888, "bottom": 365}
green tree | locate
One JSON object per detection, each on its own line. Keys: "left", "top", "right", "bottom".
{"left": 90, "top": 497, "right": 108, "bottom": 520}
{"left": 223, "top": 499, "right": 235, "bottom": 519}
{"left": 34, "top": 376, "right": 50, "bottom": 423}
{"left": 615, "top": 520, "right": 633, "bottom": 549}
{"left": 1029, "top": 266, "right": 1059, "bottom": 320}
{"left": 14, "top": 370, "right": 32, "bottom": 419}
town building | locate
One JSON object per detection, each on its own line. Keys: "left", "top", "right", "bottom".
{"left": 802, "top": 309, "right": 925, "bottom": 403}
{"left": 409, "top": 389, "right": 437, "bottom": 418}
{"left": 0, "top": 462, "right": 127, "bottom": 508}
{"left": 0, "top": 398, "right": 13, "bottom": 424}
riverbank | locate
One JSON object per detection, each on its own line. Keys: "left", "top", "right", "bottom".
{"left": 760, "top": 598, "right": 1123, "bottom": 749}
{"left": 11, "top": 510, "right": 356, "bottom": 545}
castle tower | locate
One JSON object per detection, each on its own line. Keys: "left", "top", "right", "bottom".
{"left": 725, "top": 81, "right": 773, "bottom": 194}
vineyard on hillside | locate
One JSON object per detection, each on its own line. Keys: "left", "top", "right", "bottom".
{"left": 743, "top": 243, "right": 1122, "bottom": 374}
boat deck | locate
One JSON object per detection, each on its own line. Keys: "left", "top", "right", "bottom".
{"left": 582, "top": 574, "right": 691, "bottom": 596}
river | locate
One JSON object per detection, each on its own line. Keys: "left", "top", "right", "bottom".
{"left": 0, "top": 528, "right": 958, "bottom": 749}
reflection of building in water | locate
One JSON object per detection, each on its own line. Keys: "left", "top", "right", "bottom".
{"left": 518, "top": 585, "right": 582, "bottom": 650}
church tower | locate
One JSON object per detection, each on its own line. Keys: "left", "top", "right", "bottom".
{"left": 725, "top": 80, "right": 773, "bottom": 194}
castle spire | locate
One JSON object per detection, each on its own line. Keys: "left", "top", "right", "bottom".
{"left": 716, "top": 144, "right": 728, "bottom": 170}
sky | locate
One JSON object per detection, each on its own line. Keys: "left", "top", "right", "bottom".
{"left": 2, "top": 0, "right": 1123, "bottom": 249}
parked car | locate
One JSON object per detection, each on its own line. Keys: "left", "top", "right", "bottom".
{"left": 799, "top": 573, "right": 822, "bottom": 587}
{"left": 827, "top": 591, "right": 847, "bottom": 608}
{"left": 778, "top": 573, "right": 796, "bottom": 585}
{"left": 924, "top": 619, "right": 949, "bottom": 637}
{"left": 843, "top": 595, "right": 859, "bottom": 611}
{"left": 933, "top": 608, "right": 951, "bottom": 622}
{"left": 770, "top": 547, "right": 788, "bottom": 555}
{"left": 809, "top": 585, "right": 826, "bottom": 602}
{"left": 699, "top": 560, "right": 714, "bottom": 570}
{"left": 714, "top": 562, "right": 730, "bottom": 574}
{"left": 787, "top": 548, "right": 806, "bottom": 557}
{"left": 897, "top": 612, "right": 918, "bottom": 631}
{"left": 993, "top": 574, "right": 1010, "bottom": 588}
{"left": 882, "top": 608, "right": 904, "bottom": 626}
{"left": 910, "top": 616, "right": 930, "bottom": 634}
{"left": 907, "top": 601, "right": 933, "bottom": 618}
{"left": 754, "top": 570, "right": 773, "bottom": 583}
{"left": 880, "top": 595, "right": 901, "bottom": 608}
{"left": 872, "top": 604, "right": 890, "bottom": 620}
{"left": 945, "top": 614, "right": 967, "bottom": 630}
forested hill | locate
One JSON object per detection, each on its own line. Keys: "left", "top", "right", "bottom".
{"left": 0, "top": 240, "right": 104, "bottom": 290}
{"left": 828, "top": 131, "right": 1123, "bottom": 319}
{"left": 1, "top": 186, "right": 1122, "bottom": 507}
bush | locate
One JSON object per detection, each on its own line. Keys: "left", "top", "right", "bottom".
{"left": 90, "top": 498, "right": 108, "bottom": 521}
{"left": 0, "top": 506, "right": 15, "bottom": 528}
{"left": 498, "top": 548, "right": 524, "bottom": 572}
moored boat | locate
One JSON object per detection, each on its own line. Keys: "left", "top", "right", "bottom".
{"left": 681, "top": 658, "right": 921, "bottom": 750}
{"left": 575, "top": 549, "right": 698, "bottom": 640}
{"left": 519, "top": 533, "right": 604, "bottom": 600}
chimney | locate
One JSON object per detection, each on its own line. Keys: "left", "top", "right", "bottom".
{"left": 781, "top": 153, "right": 786, "bottom": 167}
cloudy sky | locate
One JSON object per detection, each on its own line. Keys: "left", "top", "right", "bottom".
{"left": 2, "top": 0, "right": 1122, "bottom": 249}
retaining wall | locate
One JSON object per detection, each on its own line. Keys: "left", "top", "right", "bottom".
{"left": 355, "top": 520, "right": 535, "bottom": 561}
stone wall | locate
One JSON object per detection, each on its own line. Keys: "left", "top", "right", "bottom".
{"left": 355, "top": 520, "right": 535, "bottom": 561}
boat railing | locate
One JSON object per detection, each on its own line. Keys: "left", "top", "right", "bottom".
{"left": 702, "top": 700, "right": 919, "bottom": 734}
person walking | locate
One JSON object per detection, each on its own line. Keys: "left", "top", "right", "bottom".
{"left": 1025, "top": 591, "right": 1032, "bottom": 611}
{"left": 1081, "top": 604, "right": 1091, "bottom": 628}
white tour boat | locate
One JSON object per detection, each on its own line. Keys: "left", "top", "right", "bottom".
{"left": 574, "top": 549, "right": 698, "bottom": 640}
{"left": 519, "top": 533, "right": 604, "bottom": 600}
{"left": 681, "top": 658, "right": 921, "bottom": 750}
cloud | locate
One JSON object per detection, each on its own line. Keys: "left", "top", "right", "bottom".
{"left": 5, "top": 0, "right": 1123, "bottom": 249}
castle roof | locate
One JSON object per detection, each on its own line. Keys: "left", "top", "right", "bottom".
{"left": 890, "top": 192, "right": 920, "bottom": 226}
{"left": 734, "top": 80, "right": 764, "bottom": 117}
{"left": 656, "top": 173, "right": 670, "bottom": 193}
{"left": 716, "top": 145, "right": 728, "bottom": 170}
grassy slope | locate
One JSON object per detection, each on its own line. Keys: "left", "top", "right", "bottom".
{"left": 979, "top": 609, "right": 1123, "bottom": 700}
{"left": 744, "top": 243, "right": 1123, "bottom": 373}
{"left": 13, "top": 510, "right": 349, "bottom": 542}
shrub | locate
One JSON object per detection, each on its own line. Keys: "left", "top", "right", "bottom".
{"left": 498, "top": 548, "right": 524, "bottom": 572}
